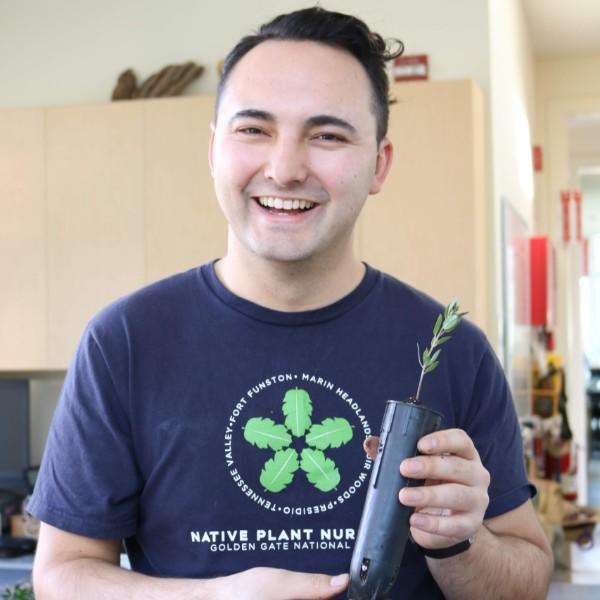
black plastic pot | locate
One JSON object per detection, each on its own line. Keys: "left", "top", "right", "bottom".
{"left": 348, "top": 400, "right": 443, "bottom": 600}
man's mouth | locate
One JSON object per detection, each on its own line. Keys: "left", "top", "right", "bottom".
{"left": 255, "top": 196, "right": 316, "bottom": 212}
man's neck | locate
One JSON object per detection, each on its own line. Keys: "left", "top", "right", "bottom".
{"left": 214, "top": 247, "right": 366, "bottom": 313}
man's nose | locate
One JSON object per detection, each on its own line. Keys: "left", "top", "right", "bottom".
{"left": 263, "top": 137, "right": 309, "bottom": 186}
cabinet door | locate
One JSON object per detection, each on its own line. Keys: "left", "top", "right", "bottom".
{"left": 46, "top": 103, "right": 145, "bottom": 368}
{"left": 0, "top": 109, "right": 47, "bottom": 369}
{"left": 144, "top": 97, "right": 227, "bottom": 284}
{"left": 357, "top": 80, "right": 488, "bottom": 331}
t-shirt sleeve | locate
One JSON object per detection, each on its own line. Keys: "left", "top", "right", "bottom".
{"left": 28, "top": 324, "right": 142, "bottom": 539}
{"left": 464, "top": 344, "right": 535, "bottom": 519}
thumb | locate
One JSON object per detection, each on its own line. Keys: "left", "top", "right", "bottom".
{"left": 268, "top": 570, "right": 349, "bottom": 599}
{"left": 363, "top": 436, "right": 379, "bottom": 460}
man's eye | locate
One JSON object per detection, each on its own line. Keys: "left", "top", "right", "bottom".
{"left": 238, "top": 127, "right": 264, "bottom": 135}
{"left": 314, "top": 133, "right": 346, "bottom": 142}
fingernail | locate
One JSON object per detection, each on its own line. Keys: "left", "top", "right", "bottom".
{"left": 403, "top": 459, "right": 424, "bottom": 475}
{"left": 411, "top": 513, "right": 427, "bottom": 527}
{"left": 401, "top": 489, "right": 423, "bottom": 503}
{"left": 330, "top": 573, "right": 349, "bottom": 587}
{"left": 420, "top": 437, "right": 438, "bottom": 452}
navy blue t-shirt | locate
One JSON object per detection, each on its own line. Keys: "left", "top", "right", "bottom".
{"left": 30, "top": 263, "right": 533, "bottom": 598}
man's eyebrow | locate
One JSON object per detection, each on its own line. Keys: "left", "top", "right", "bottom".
{"left": 306, "top": 115, "right": 357, "bottom": 134}
{"left": 229, "top": 109, "right": 275, "bottom": 124}
{"left": 228, "top": 110, "right": 357, "bottom": 135}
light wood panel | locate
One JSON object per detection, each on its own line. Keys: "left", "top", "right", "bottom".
{"left": 357, "top": 80, "right": 489, "bottom": 331}
{"left": 143, "top": 97, "right": 227, "bottom": 283}
{"left": 0, "top": 109, "right": 47, "bottom": 369}
{"left": 46, "top": 103, "right": 145, "bottom": 367}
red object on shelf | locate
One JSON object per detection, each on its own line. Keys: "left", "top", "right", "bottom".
{"left": 544, "top": 440, "right": 571, "bottom": 481}
{"left": 573, "top": 189, "right": 582, "bottom": 242}
{"left": 393, "top": 54, "right": 429, "bottom": 82}
{"left": 530, "top": 236, "right": 556, "bottom": 327}
{"left": 561, "top": 190, "right": 571, "bottom": 242}
{"left": 533, "top": 146, "right": 543, "bottom": 172}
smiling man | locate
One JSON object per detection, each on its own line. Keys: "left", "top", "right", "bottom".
{"left": 30, "top": 7, "right": 553, "bottom": 600}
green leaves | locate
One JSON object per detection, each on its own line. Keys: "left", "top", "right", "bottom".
{"left": 301, "top": 448, "right": 341, "bottom": 492}
{"left": 244, "top": 417, "right": 292, "bottom": 450}
{"left": 260, "top": 448, "right": 299, "bottom": 492}
{"left": 243, "top": 387, "right": 352, "bottom": 493}
{"left": 415, "top": 300, "right": 467, "bottom": 401}
{"left": 283, "top": 388, "right": 313, "bottom": 437}
{"left": 433, "top": 313, "right": 443, "bottom": 335}
{"left": 306, "top": 417, "right": 353, "bottom": 450}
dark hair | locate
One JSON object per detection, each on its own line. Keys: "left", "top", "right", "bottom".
{"left": 216, "top": 7, "right": 404, "bottom": 142}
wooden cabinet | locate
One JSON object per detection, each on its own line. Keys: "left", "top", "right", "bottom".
{"left": 46, "top": 103, "right": 146, "bottom": 367}
{"left": 1, "top": 98, "right": 226, "bottom": 369}
{"left": 357, "top": 80, "right": 489, "bottom": 331}
{"left": 0, "top": 109, "right": 47, "bottom": 370}
{"left": 144, "top": 98, "right": 227, "bottom": 282}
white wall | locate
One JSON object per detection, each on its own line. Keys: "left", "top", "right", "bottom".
{"left": 0, "top": 0, "right": 491, "bottom": 110}
{"left": 489, "top": 0, "right": 536, "bottom": 229}
{"left": 487, "top": 0, "right": 536, "bottom": 405}
{"left": 535, "top": 54, "right": 600, "bottom": 237}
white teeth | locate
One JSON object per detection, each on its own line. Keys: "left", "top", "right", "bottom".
{"left": 257, "top": 197, "right": 315, "bottom": 211}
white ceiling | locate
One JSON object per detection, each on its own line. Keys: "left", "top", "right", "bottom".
{"left": 522, "top": 0, "right": 600, "bottom": 57}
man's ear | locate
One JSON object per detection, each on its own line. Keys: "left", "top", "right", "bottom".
{"left": 208, "top": 122, "right": 216, "bottom": 177}
{"left": 369, "top": 137, "right": 393, "bottom": 195}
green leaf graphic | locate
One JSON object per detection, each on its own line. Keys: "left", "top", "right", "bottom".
{"left": 305, "top": 417, "right": 353, "bottom": 450}
{"left": 260, "top": 448, "right": 299, "bottom": 493}
{"left": 244, "top": 417, "right": 292, "bottom": 451}
{"left": 282, "top": 388, "right": 313, "bottom": 437}
{"left": 300, "top": 448, "right": 341, "bottom": 492}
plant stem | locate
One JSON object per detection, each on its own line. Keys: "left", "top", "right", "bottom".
{"left": 415, "top": 328, "right": 444, "bottom": 402}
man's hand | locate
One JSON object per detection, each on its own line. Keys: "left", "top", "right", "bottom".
{"left": 364, "top": 428, "right": 490, "bottom": 550}
{"left": 34, "top": 522, "right": 349, "bottom": 600}
{"left": 215, "top": 567, "right": 349, "bottom": 600}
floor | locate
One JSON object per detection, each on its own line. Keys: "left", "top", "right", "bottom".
{"left": 547, "top": 456, "right": 600, "bottom": 599}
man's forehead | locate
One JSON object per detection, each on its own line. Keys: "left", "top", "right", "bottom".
{"left": 217, "top": 39, "right": 374, "bottom": 121}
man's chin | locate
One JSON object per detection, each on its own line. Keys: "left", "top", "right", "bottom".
{"left": 249, "top": 244, "right": 319, "bottom": 265}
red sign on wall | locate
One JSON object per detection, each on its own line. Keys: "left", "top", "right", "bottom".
{"left": 394, "top": 55, "right": 429, "bottom": 82}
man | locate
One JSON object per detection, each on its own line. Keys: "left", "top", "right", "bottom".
{"left": 30, "top": 7, "right": 553, "bottom": 599}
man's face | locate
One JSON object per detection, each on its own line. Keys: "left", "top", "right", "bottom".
{"left": 209, "top": 40, "right": 392, "bottom": 265}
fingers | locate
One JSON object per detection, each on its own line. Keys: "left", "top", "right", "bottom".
{"left": 417, "top": 428, "right": 478, "bottom": 460}
{"left": 400, "top": 453, "right": 489, "bottom": 487}
{"left": 399, "top": 429, "right": 490, "bottom": 548}
{"left": 231, "top": 567, "right": 349, "bottom": 600}
{"left": 399, "top": 482, "right": 489, "bottom": 514}
{"left": 409, "top": 508, "right": 474, "bottom": 540}
{"left": 399, "top": 481, "right": 489, "bottom": 543}
{"left": 270, "top": 569, "right": 348, "bottom": 600}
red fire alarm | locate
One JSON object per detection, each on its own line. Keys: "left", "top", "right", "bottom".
{"left": 394, "top": 55, "right": 429, "bottom": 82}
